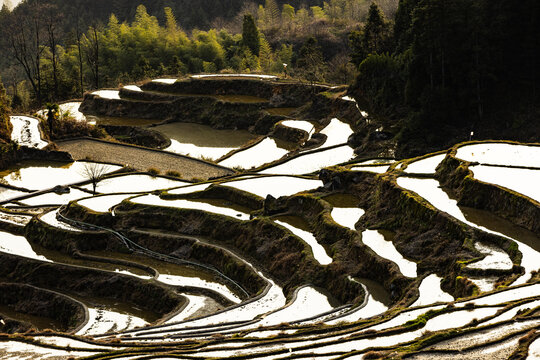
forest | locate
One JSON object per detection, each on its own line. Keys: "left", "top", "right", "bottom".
{"left": 0, "top": 0, "right": 538, "bottom": 156}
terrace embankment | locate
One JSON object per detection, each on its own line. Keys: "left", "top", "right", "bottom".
{"left": 0, "top": 142, "right": 72, "bottom": 171}
{"left": 319, "top": 168, "right": 522, "bottom": 299}
{"left": 101, "top": 125, "right": 170, "bottom": 149}
{"left": 80, "top": 78, "right": 364, "bottom": 137}
{"left": 0, "top": 252, "right": 184, "bottom": 320}
{"left": 262, "top": 192, "right": 413, "bottom": 301}
{"left": 79, "top": 199, "right": 365, "bottom": 305}
{"left": 25, "top": 217, "right": 114, "bottom": 254}
{"left": 0, "top": 283, "right": 85, "bottom": 332}
{"left": 436, "top": 144, "right": 540, "bottom": 235}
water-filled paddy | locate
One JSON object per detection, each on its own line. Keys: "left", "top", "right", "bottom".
{"left": 330, "top": 207, "right": 365, "bottom": 230}
{"left": 0, "top": 231, "right": 50, "bottom": 262}
{"left": 396, "top": 177, "right": 539, "bottom": 284}
{"left": 222, "top": 175, "right": 322, "bottom": 198}
{"left": 39, "top": 210, "right": 82, "bottom": 232}
{"left": 0, "top": 211, "right": 32, "bottom": 226}
{"left": 0, "top": 187, "right": 28, "bottom": 202}
{"left": 131, "top": 195, "right": 250, "bottom": 220}
{"left": 76, "top": 304, "right": 148, "bottom": 336}
{"left": 92, "top": 251, "right": 244, "bottom": 304}
{"left": 9, "top": 116, "right": 48, "bottom": 149}
{"left": 274, "top": 217, "right": 332, "bottom": 265}
{"left": 53, "top": 102, "right": 85, "bottom": 122}
{"left": 460, "top": 283, "right": 540, "bottom": 306}
{"left": 467, "top": 242, "right": 513, "bottom": 270}
{"left": 320, "top": 118, "right": 353, "bottom": 147}
{"left": 260, "top": 145, "right": 355, "bottom": 175}
{"left": 0, "top": 161, "right": 121, "bottom": 191}
{"left": 80, "top": 174, "right": 187, "bottom": 194}
{"left": 36, "top": 102, "right": 85, "bottom": 122}
{"left": 167, "top": 183, "right": 212, "bottom": 195}
{"left": 133, "top": 272, "right": 285, "bottom": 332}
{"left": 404, "top": 153, "right": 446, "bottom": 174}
{"left": 152, "top": 78, "right": 177, "bottom": 84}
{"left": 350, "top": 164, "right": 390, "bottom": 173}
{"left": 361, "top": 230, "right": 417, "bottom": 278}
{"left": 430, "top": 318, "right": 540, "bottom": 351}
{"left": 165, "top": 294, "right": 218, "bottom": 323}
{"left": 470, "top": 165, "right": 540, "bottom": 202}
{"left": 218, "top": 137, "right": 290, "bottom": 169}
{"left": 19, "top": 188, "right": 90, "bottom": 206}
{"left": 528, "top": 335, "right": 540, "bottom": 360}
{"left": 483, "top": 299, "right": 540, "bottom": 326}
{"left": 156, "top": 122, "right": 257, "bottom": 160}
{"left": 469, "top": 276, "right": 498, "bottom": 292}
{"left": 123, "top": 85, "right": 142, "bottom": 92}
{"left": 0, "top": 340, "right": 95, "bottom": 359}
{"left": 411, "top": 274, "right": 453, "bottom": 306}
{"left": 92, "top": 90, "right": 121, "bottom": 99}
{"left": 77, "top": 194, "right": 134, "bottom": 212}
{"left": 280, "top": 120, "right": 315, "bottom": 138}
{"left": 423, "top": 307, "right": 500, "bottom": 332}
{"left": 191, "top": 74, "right": 277, "bottom": 80}
{"left": 456, "top": 143, "right": 540, "bottom": 168}
{"left": 258, "top": 286, "right": 335, "bottom": 326}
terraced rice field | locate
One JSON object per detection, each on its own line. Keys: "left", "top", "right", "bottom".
{"left": 1, "top": 79, "right": 539, "bottom": 359}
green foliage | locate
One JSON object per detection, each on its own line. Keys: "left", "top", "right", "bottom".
{"left": 165, "top": 170, "right": 182, "bottom": 178}
{"left": 242, "top": 14, "right": 260, "bottom": 57}
{"left": 147, "top": 167, "right": 160, "bottom": 176}
{"left": 239, "top": 48, "right": 260, "bottom": 72}
{"left": 354, "top": 52, "right": 406, "bottom": 117}
{"left": 349, "top": 2, "right": 391, "bottom": 67}
{"left": 351, "top": 0, "right": 540, "bottom": 157}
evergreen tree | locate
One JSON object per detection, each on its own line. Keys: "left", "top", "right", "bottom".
{"left": 363, "top": 3, "right": 389, "bottom": 54}
{"left": 349, "top": 2, "right": 390, "bottom": 66}
{"left": 393, "top": 0, "right": 421, "bottom": 52}
{"left": 0, "top": 4, "right": 10, "bottom": 19}
{"left": 242, "top": 14, "right": 260, "bottom": 56}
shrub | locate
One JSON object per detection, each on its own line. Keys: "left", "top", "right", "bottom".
{"left": 147, "top": 168, "right": 160, "bottom": 176}
{"left": 166, "top": 170, "right": 182, "bottom": 178}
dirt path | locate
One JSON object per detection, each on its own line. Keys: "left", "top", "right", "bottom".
{"left": 56, "top": 138, "right": 233, "bottom": 180}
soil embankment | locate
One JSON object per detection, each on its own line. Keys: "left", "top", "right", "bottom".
{"left": 0, "top": 283, "right": 85, "bottom": 332}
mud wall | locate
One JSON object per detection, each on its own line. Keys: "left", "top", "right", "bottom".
{"left": 319, "top": 167, "right": 522, "bottom": 297}
{"left": 0, "top": 252, "right": 183, "bottom": 316}
{"left": 274, "top": 194, "right": 413, "bottom": 299}
{"left": 0, "top": 283, "right": 85, "bottom": 332}
{"left": 436, "top": 149, "right": 540, "bottom": 235}
{"left": 113, "top": 202, "right": 364, "bottom": 304}
{"left": 25, "top": 217, "right": 116, "bottom": 254}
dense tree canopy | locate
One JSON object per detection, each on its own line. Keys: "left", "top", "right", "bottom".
{"left": 1, "top": 0, "right": 395, "bottom": 108}
{"left": 351, "top": 0, "right": 540, "bottom": 156}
